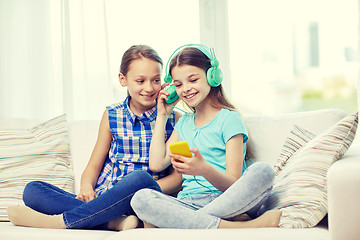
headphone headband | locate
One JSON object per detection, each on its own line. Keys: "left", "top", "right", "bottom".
{"left": 164, "top": 44, "right": 222, "bottom": 87}
{"left": 163, "top": 44, "right": 223, "bottom": 104}
{"left": 164, "top": 44, "right": 212, "bottom": 78}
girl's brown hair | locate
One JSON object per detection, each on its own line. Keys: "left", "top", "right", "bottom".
{"left": 169, "top": 47, "right": 236, "bottom": 112}
{"left": 120, "top": 45, "right": 163, "bottom": 76}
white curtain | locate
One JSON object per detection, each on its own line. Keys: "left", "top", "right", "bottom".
{"left": 0, "top": 0, "right": 201, "bottom": 121}
{"left": 0, "top": 0, "right": 114, "bottom": 121}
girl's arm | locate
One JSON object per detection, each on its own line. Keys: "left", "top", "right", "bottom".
{"left": 156, "top": 166, "right": 183, "bottom": 195}
{"left": 171, "top": 134, "right": 244, "bottom": 192}
{"left": 149, "top": 90, "right": 181, "bottom": 172}
{"left": 149, "top": 121, "right": 179, "bottom": 172}
{"left": 76, "top": 110, "right": 112, "bottom": 202}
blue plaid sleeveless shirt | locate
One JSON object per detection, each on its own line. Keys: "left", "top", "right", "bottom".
{"left": 94, "top": 96, "right": 175, "bottom": 195}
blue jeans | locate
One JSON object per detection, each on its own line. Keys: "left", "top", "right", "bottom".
{"left": 22, "top": 170, "right": 162, "bottom": 229}
{"left": 131, "top": 162, "right": 274, "bottom": 229}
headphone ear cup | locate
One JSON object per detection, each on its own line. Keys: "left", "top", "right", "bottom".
{"left": 207, "top": 67, "right": 223, "bottom": 87}
{"left": 164, "top": 74, "right": 173, "bottom": 84}
{"left": 165, "top": 85, "right": 179, "bottom": 104}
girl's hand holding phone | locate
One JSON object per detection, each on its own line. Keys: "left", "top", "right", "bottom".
{"left": 169, "top": 142, "right": 210, "bottom": 176}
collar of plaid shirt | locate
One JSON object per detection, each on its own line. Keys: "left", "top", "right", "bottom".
{"left": 122, "top": 96, "right": 158, "bottom": 124}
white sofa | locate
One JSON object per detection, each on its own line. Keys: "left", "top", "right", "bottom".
{"left": 1, "top": 108, "right": 359, "bottom": 240}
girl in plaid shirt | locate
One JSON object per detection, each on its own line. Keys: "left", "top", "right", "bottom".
{"left": 8, "top": 45, "right": 182, "bottom": 230}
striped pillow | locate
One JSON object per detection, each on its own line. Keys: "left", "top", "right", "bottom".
{"left": 274, "top": 125, "right": 315, "bottom": 175}
{"left": 0, "top": 114, "right": 75, "bottom": 221}
{"left": 261, "top": 112, "right": 358, "bottom": 228}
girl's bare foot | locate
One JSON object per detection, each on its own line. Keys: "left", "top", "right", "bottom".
{"left": 228, "top": 213, "right": 252, "bottom": 221}
{"left": 108, "top": 215, "right": 139, "bottom": 231}
{"left": 7, "top": 205, "right": 66, "bottom": 229}
{"left": 143, "top": 221, "right": 156, "bottom": 228}
{"left": 219, "top": 210, "right": 282, "bottom": 228}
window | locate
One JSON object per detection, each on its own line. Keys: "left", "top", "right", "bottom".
{"left": 0, "top": 0, "right": 200, "bottom": 120}
{"left": 228, "top": 0, "right": 358, "bottom": 114}
{"left": 104, "top": 0, "right": 200, "bottom": 102}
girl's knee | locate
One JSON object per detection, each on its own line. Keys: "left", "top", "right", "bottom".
{"left": 131, "top": 189, "right": 153, "bottom": 212}
{"left": 251, "top": 162, "right": 275, "bottom": 178}
{"left": 130, "top": 170, "right": 162, "bottom": 191}
{"left": 23, "top": 181, "right": 44, "bottom": 198}
{"left": 245, "top": 162, "right": 275, "bottom": 189}
{"left": 131, "top": 170, "right": 152, "bottom": 179}
{"left": 22, "top": 181, "right": 46, "bottom": 206}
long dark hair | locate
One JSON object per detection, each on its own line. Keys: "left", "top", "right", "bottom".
{"left": 120, "top": 45, "right": 162, "bottom": 76}
{"left": 169, "top": 47, "right": 236, "bottom": 111}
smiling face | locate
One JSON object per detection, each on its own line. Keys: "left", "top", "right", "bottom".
{"left": 119, "top": 57, "right": 162, "bottom": 115}
{"left": 172, "top": 64, "right": 211, "bottom": 109}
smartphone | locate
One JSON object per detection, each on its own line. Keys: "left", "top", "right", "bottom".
{"left": 169, "top": 141, "right": 192, "bottom": 158}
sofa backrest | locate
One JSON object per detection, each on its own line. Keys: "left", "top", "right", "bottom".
{"left": 68, "top": 120, "right": 100, "bottom": 193}
{"left": 1, "top": 108, "right": 348, "bottom": 194}
{"left": 243, "top": 108, "right": 347, "bottom": 167}
{"left": 67, "top": 108, "right": 348, "bottom": 193}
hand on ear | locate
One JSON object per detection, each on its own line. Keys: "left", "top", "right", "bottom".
{"left": 165, "top": 85, "right": 179, "bottom": 104}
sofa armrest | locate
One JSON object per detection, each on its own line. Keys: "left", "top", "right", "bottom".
{"left": 327, "top": 143, "right": 360, "bottom": 240}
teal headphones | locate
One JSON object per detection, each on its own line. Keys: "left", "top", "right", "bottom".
{"left": 164, "top": 44, "right": 223, "bottom": 103}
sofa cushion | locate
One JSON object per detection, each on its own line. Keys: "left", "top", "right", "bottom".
{"left": 0, "top": 114, "right": 74, "bottom": 221}
{"left": 244, "top": 109, "right": 347, "bottom": 166}
{"left": 261, "top": 112, "right": 358, "bottom": 228}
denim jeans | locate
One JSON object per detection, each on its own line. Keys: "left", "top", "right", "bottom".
{"left": 131, "top": 162, "right": 275, "bottom": 229}
{"left": 22, "top": 170, "right": 161, "bottom": 229}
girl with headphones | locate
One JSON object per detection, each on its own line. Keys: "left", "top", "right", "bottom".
{"left": 131, "top": 44, "right": 282, "bottom": 229}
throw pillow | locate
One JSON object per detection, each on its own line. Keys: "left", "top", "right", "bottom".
{"left": 274, "top": 125, "right": 316, "bottom": 175}
{"left": 0, "top": 114, "right": 75, "bottom": 221}
{"left": 261, "top": 111, "right": 358, "bottom": 228}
